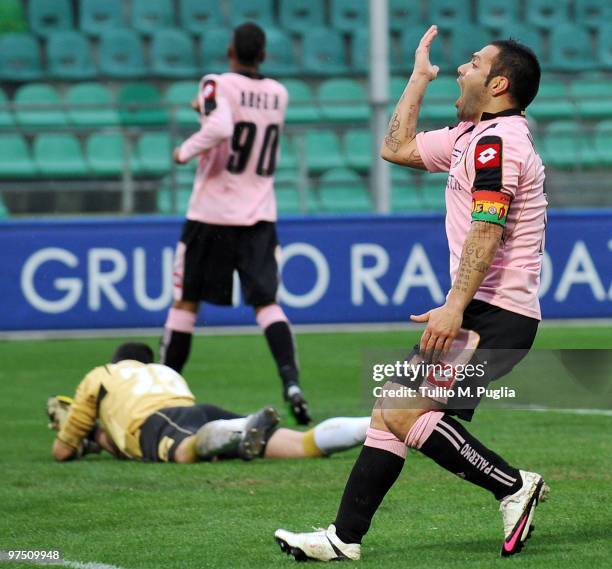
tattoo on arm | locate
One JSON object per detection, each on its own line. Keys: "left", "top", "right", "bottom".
{"left": 384, "top": 112, "right": 401, "bottom": 152}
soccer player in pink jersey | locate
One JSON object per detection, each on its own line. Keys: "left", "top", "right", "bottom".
{"left": 160, "top": 23, "right": 311, "bottom": 425}
{"left": 275, "top": 26, "right": 549, "bottom": 561}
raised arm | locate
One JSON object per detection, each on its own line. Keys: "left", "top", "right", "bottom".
{"left": 380, "top": 25, "right": 440, "bottom": 169}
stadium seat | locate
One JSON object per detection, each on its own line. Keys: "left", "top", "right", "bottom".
{"left": 542, "top": 121, "right": 598, "bottom": 169}
{"left": 79, "top": 0, "right": 123, "bottom": 36}
{"left": 495, "top": 23, "right": 543, "bottom": 59}
{"left": 477, "top": 0, "right": 518, "bottom": 29}
{"left": 165, "top": 81, "right": 200, "bottom": 126}
{"left": 305, "top": 131, "right": 345, "bottom": 172}
{"left": 421, "top": 172, "right": 448, "bottom": 210}
{"left": 15, "top": 84, "right": 67, "bottom": 128}
{"left": 0, "top": 33, "right": 43, "bottom": 81}
{"left": 318, "top": 168, "right": 372, "bottom": 213}
{"left": 228, "top": 0, "right": 274, "bottom": 27}
{"left": 137, "top": 132, "right": 172, "bottom": 175}
{"left": 86, "top": 133, "right": 141, "bottom": 176}
{"left": 179, "top": 0, "right": 224, "bottom": 35}
{"left": 391, "top": 168, "right": 423, "bottom": 212}
{"left": 99, "top": 29, "right": 146, "bottom": 78}
{"left": 303, "top": 28, "right": 349, "bottom": 76}
{"left": 428, "top": 0, "right": 471, "bottom": 30}
{"left": 0, "top": 0, "right": 26, "bottom": 34}
{"left": 549, "top": 24, "right": 595, "bottom": 72}
{"left": 283, "top": 80, "right": 321, "bottom": 124}
{"left": 344, "top": 129, "right": 371, "bottom": 171}
{"left": 151, "top": 29, "right": 198, "bottom": 78}
{"left": 351, "top": 28, "right": 384, "bottom": 74}
{"left": 398, "top": 28, "right": 449, "bottom": 74}
{"left": 278, "top": 135, "right": 298, "bottom": 171}
{"left": 157, "top": 171, "right": 194, "bottom": 213}
{"left": 28, "top": 0, "right": 73, "bottom": 37}
{"left": 331, "top": 0, "right": 368, "bottom": 34}
{"left": 318, "top": 79, "right": 369, "bottom": 123}
{"left": 0, "top": 135, "right": 37, "bottom": 178}
{"left": 118, "top": 83, "right": 168, "bottom": 126}
{"left": 66, "top": 83, "right": 119, "bottom": 127}
{"left": 388, "top": 0, "right": 421, "bottom": 34}
{"left": 526, "top": 0, "right": 570, "bottom": 29}
{"left": 275, "top": 170, "right": 304, "bottom": 214}
{"left": 528, "top": 79, "right": 574, "bottom": 120}
{"left": 594, "top": 120, "right": 612, "bottom": 165}
{"left": 0, "top": 195, "right": 9, "bottom": 218}
{"left": 34, "top": 134, "right": 88, "bottom": 177}
{"left": 597, "top": 24, "right": 612, "bottom": 69}
{"left": 576, "top": 0, "right": 612, "bottom": 30}
{"left": 421, "top": 75, "right": 460, "bottom": 122}
{"left": 201, "top": 28, "right": 232, "bottom": 74}
{"left": 46, "top": 31, "right": 96, "bottom": 80}
{"left": 279, "top": 0, "right": 324, "bottom": 35}
{"left": 0, "top": 89, "right": 15, "bottom": 128}
{"left": 571, "top": 79, "right": 612, "bottom": 119}
{"left": 261, "top": 29, "right": 299, "bottom": 76}
{"left": 448, "top": 25, "right": 492, "bottom": 68}
{"left": 131, "top": 0, "right": 174, "bottom": 35}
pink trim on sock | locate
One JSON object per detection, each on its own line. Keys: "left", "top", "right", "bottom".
{"left": 404, "top": 411, "right": 444, "bottom": 449}
{"left": 364, "top": 427, "right": 407, "bottom": 459}
{"left": 255, "top": 304, "right": 288, "bottom": 330}
{"left": 165, "top": 308, "right": 197, "bottom": 333}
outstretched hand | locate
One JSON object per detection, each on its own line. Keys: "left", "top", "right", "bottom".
{"left": 410, "top": 302, "right": 463, "bottom": 363}
{"left": 413, "top": 25, "right": 440, "bottom": 81}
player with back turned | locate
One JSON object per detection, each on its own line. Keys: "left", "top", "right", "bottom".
{"left": 159, "top": 23, "right": 311, "bottom": 425}
{"left": 274, "top": 26, "right": 549, "bottom": 561}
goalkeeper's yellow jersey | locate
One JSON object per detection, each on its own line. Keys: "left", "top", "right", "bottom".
{"left": 57, "top": 361, "right": 195, "bottom": 459}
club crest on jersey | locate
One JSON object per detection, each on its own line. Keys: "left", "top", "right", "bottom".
{"left": 203, "top": 80, "right": 217, "bottom": 115}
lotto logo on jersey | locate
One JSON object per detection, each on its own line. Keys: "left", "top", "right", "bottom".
{"left": 203, "top": 80, "right": 217, "bottom": 115}
{"left": 475, "top": 143, "right": 501, "bottom": 168}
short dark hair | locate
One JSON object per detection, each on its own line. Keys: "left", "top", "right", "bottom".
{"left": 487, "top": 39, "right": 541, "bottom": 109}
{"left": 233, "top": 22, "right": 266, "bottom": 66}
{"left": 111, "top": 342, "right": 154, "bottom": 364}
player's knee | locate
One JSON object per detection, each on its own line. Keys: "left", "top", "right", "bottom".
{"left": 172, "top": 300, "right": 199, "bottom": 313}
{"left": 254, "top": 303, "right": 287, "bottom": 329}
{"left": 381, "top": 407, "right": 424, "bottom": 442}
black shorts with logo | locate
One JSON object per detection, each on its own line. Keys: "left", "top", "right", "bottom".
{"left": 175, "top": 220, "right": 279, "bottom": 306}
{"left": 139, "top": 404, "right": 243, "bottom": 462}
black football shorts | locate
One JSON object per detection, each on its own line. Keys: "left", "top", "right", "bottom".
{"left": 172, "top": 220, "right": 279, "bottom": 306}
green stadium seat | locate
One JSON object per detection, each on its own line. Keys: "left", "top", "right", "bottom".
{"left": 0, "top": 195, "right": 9, "bottom": 218}
{"left": 165, "top": 81, "right": 200, "bottom": 126}
{"left": 46, "top": 31, "right": 96, "bottom": 80}
{"left": 28, "top": 0, "right": 73, "bottom": 37}
{"left": 344, "top": 129, "right": 371, "bottom": 171}
{"left": 0, "top": 89, "right": 15, "bottom": 128}
{"left": 391, "top": 168, "right": 423, "bottom": 212}
{"left": 448, "top": 25, "right": 492, "bottom": 68}
{"left": 576, "top": 0, "right": 612, "bottom": 30}
{"left": 278, "top": 135, "right": 298, "bottom": 171}
{"left": 477, "top": 0, "right": 518, "bottom": 29}
{"left": 495, "top": 24, "right": 543, "bottom": 59}
{"left": 261, "top": 29, "right": 299, "bottom": 76}
{"left": 80, "top": 0, "right": 124, "bottom": 36}
{"left": 0, "top": 0, "right": 27, "bottom": 34}
{"left": 157, "top": 162, "right": 195, "bottom": 213}
{"left": 15, "top": 84, "right": 67, "bottom": 128}
{"left": 180, "top": 0, "right": 223, "bottom": 35}
{"left": 284, "top": 80, "right": 320, "bottom": 124}
{"left": 34, "top": 134, "right": 88, "bottom": 177}
{"left": 118, "top": 83, "right": 168, "bottom": 126}
{"left": 66, "top": 83, "right": 119, "bottom": 127}
{"left": 279, "top": 0, "right": 324, "bottom": 35}
{"left": 331, "top": 0, "right": 368, "bottom": 34}
{"left": 422, "top": 75, "right": 460, "bottom": 122}
{"left": 549, "top": 24, "right": 595, "bottom": 72}
{"left": 229, "top": 0, "right": 275, "bottom": 27}
{"left": 597, "top": 24, "right": 612, "bottom": 69}
{"left": 137, "top": 132, "right": 172, "bottom": 175}
{"left": 0, "top": 33, "right": 43, "bottom": 81}
{"left": 99, "top": 29, "right": 146, "bottom": 78}
{"left": 570, "top": 80, "right": 612, "bottom": 119}
{"left": 318, "top": 78, "right": 369, "bottom": 123}
{"left": 528, "top": 79, "right": 574, "bottom": 120}
{"left": 542, "top": 121, "right": 598, "bottom": 169}
{"left": 151, "top": 29, "right": 198, "bottom": 78}
{"left": 86, "top": 133, "right": 141, "bottom": 176}
{"left": 388, "top": 0, "right": 421, "bottom": 33}
{"left": 275, "top": 170, "right": 304, "bottom": 214}
{"left": 526, "top": 0, "right": 570, "bottom": 29}
{"left": 131, "top": 0, "right": 174, "bottom": 35}
{"left": 594, "top": 120, "right": 612, "bottom": 165}
{"left": 421, "top": 172, "right": 448, "bottom": 210}
{"left": 305, "top": 131, "right": 345, "bottom": 172}
{"left": 0, "top": 135, "right": 37, "bottom": 178}
{"left": 201, "top": 29, "right": 231, "bottom": 74}
{"left": 319, "top": 168, "right": 372, "bottom": 213}
{"left": 303, "top": 28, "right": 349, "bottom": 76}
{"left": 351, "top": 28, "right": 369, "bottom": 74}
{"left": 428, "top": 0, "right": 471, "bottom": 30}
{"left": 399, "top": 28, "right": 449, "bottom": 74}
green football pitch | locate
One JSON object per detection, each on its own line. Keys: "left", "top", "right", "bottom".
{"left": 0, "top": 326, "right": 611, "bottom": 569}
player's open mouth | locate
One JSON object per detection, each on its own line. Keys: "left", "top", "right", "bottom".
{"left": 455, "top": 78, "right": 463, "bottom": 108}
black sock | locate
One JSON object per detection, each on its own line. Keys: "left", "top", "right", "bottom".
{"left": 420, "top": 415, "right": 522, "bottom": 500}
{"left": 159, "top": 330, "right": 192, "bottom": 373}
{"left": 334, "top": 446, "right": 405, "bottom": 544}
{"left": 263, "top": 321, "right": 299, "bottom": 389}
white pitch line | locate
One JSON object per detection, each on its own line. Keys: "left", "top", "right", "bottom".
{"left": 61, "top": 561, "right": 126, "bottom": 569}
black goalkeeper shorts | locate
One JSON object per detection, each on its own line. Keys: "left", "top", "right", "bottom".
{"left": 173, "top": 220, "right": 279, "bottom": 306}
{"left": 139, "top": 404, "right": 243, "bottom": 463}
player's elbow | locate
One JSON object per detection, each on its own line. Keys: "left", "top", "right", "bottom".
{"left": 52, "top": 439, "right": 76, "bottom": 462}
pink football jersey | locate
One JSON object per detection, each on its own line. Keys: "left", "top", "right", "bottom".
{"left": 177, "top": 71, "right": 289, "bottom": 226}
{"left": 416, "top": 109, "right": 547, "bottom": 320}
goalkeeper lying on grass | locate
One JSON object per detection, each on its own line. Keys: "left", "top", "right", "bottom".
{"left": 48, "top": 342, "right": 369, "bottom": 464}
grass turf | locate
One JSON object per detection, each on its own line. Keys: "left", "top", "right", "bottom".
{"left": 0, "top": 326, "right": 611, "bottom": 569}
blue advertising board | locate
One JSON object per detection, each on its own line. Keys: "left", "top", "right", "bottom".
{"left": 1, "top": 211, "right": 611, "bottom": 331}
